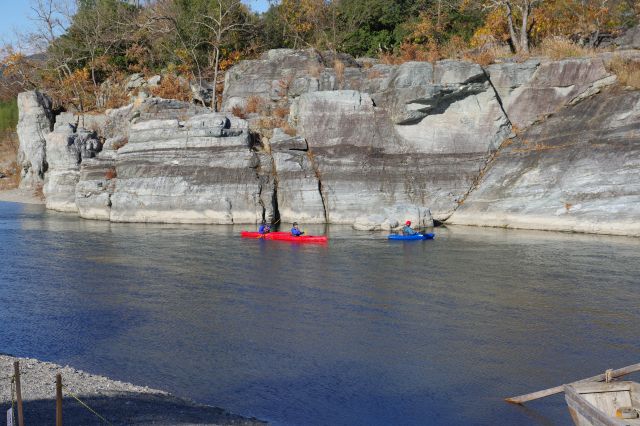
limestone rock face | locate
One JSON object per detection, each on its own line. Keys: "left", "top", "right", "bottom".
{"left": 17, "top": 91, "right": 54, "bottom": 189}
{"left": 499, "top": 58, "right": 616, "bottom": 128}
{"left": 109, "top": 114, "right": 260, "bottom": 223}
{"left": 44, "top": 125, "right": 101, "bottom": 212}
{"left": 15, "top": 49, "right": 640, "bottom": 235}
{"left": 449, "top": 87, "right": 640, "bottom": 236}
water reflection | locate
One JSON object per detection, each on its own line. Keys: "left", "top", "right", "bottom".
{"left": 1, "top": 201, "right": 639, "bottom": 425}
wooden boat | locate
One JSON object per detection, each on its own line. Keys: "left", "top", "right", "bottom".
{"left": 505, "top": 363, "right": 640, "bottom": 426}
{"left": 565, "top": 381, "right": 640, "bottom": 426}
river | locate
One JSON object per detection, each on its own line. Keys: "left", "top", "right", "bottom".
{"left": 1, "top": 201, "right": 639, "bottom": 425}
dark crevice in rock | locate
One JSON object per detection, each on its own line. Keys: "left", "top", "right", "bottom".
{"left": 270, "top": 156, "right": 281, "bottom": 225}
{"left": 442, "top": 67, "right": 516, "bottom": 222}
{"left": 481, "top": 67, "right": 512, "bottom": 126}
{"left": 396, "top": 85, "right": 487, "bottom": 125}
{"left": 307, "top": 150, "right": 328, "bottom": 223}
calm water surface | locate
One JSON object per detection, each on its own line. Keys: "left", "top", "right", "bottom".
{"left": 1, "top": 201, "right": 639, "bottom": 425}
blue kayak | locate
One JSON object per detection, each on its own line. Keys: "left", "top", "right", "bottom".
{"left": 388, "top": 233, "right": 435, "bottom": 241}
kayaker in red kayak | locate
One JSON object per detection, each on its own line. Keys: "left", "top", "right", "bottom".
{"left": 402, "top": 220, "right": 418, "bottom": 236}
{"left": 291, "top": 222, "right": 305, "bottom": 236}
{"left": 258, "top": 221, "right": 271, "bottom": 234}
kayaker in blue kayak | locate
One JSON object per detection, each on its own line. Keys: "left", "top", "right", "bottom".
{"left": 291, "top": 222, "right": 304, "bottom": 236}
{"left": 402, "top": 220, "right": 418, "bottom": 235}
{"left": 258, "top": 221, "right": 271, "bottom": 234}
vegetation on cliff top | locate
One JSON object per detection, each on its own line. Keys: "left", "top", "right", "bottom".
{"left": 0, "top": 0, "right": 638, "bottom": 111}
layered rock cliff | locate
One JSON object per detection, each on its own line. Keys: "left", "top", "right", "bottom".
{"left": 13, "top": 48, "right": 640, "bottom": 235}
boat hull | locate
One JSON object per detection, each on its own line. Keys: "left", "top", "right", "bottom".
{"left": 565, "top": 382, "right": 640, "bottom": 426}
{"left": 387, "top": 233, "right": 435, "bottom": 241}
{"left": 241, "top": 231, "right": 328, "bottom": 243}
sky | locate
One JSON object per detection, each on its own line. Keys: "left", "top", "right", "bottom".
{"left": 0, "top": 0, "right": 270, "bottom": 47}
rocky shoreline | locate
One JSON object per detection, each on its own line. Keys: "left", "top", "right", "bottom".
{"left": 11, "top": 48, "right": 640, "bottom": 237}
{"left": 0, "top": 355, "right": 265, "bottom": 425}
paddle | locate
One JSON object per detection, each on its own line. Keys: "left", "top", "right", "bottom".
{"left": 505, "top": 362, "right": 640, "bottom": 404}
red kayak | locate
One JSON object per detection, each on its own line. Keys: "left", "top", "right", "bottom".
{"left": 241, "top": 231, "right": 328, "bottom": 243}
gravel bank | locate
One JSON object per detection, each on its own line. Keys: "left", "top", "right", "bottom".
{"left": 0, "top": 355, "right": 266, "bottom": 425}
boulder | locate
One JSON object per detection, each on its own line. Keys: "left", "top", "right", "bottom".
{"left": 353, "top": 204, "right": 433, "bottom": 231}
{"left": 125, "top": 73, "right": 146, "bottom": 91}
{"left": 191, "top": 81, "right": 214, "bottom": 107}
{"left": 147, "top": 75, "right": 162, "bottom": 87}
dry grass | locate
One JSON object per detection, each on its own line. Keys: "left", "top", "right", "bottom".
{"left": 464, "top": 49, "right": 496, "bottom": 66}
{"left": 307, "top": 63, "right": 323, "bottom": 78}
{"left": 105, "top": 168, "right": 117, "bottom": 180}
{"left": 534, "top": 37, "right": 595, "bottom": 60}
{"left": 607, "top": 56, "right": 640, "bottom": 89}
{"left": 0, "top": 160, "right": 20, "bottom": 190}
{"left": 277, "top": 74, "right": 294, "bottom": 98}
{"left": 231, "top": 105, "right": 246, "bottom": 119}
{"left": 245, "top": 95, "right": 263, "bottom": 114}
{"left": 273, "top": 106, "right": 289, "bottom": 119}
{"left": 282, "top": 122, "right": 297, "bottom": 136}
{"left": 150, "top": 75, "right": 191, "bottom": 102}
{"left": 112, "top": 137, "right": 128, "bottom": 151}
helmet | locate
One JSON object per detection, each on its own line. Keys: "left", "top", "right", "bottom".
{"left": 405, "top": 220, "right": 411, "bottom": 225}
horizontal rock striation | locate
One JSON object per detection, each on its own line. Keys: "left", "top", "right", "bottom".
{"left": 13, "top": 49, "right": 640, "bottom": 234}
{"left": 110, "top": 114, "right": 260, "bottom": 224}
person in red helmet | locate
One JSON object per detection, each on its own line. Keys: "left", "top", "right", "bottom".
{"left": 402, "top": 220, "right": 418, "bottom": 235}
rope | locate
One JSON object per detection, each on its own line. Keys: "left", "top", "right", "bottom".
{"left": 62, "top": 384, "right": 112, "bottom": 425}
{"left": 605, "top": 368, "right": 613, "bottom": 383}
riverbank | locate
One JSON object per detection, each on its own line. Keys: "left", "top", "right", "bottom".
{"left": 0, "top": 189, "right": 44, "bottom": 205}
{"left": 0, "top": 355, "right": 266, "bottom": 425}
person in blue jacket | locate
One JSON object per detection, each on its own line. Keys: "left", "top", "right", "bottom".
{"left": 291, "top": 222, "right": 304, "bottom": 236}
{"left": 402, "top": 220, "right": 418, "bottom": 235}
{"left": 258, "top": 221, "right": 271, "bottom": 234}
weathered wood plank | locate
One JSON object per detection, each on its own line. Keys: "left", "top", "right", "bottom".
{"left": 564, "top": 385, "right": 629, "bottom": 426}
{"left": 505, "top": 362, "right": 640, "bottom": 404}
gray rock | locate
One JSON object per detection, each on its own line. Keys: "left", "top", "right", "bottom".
{"left": 353, "top": 204, "right": 435, "bottom": 231}
{"left": 501, "top": 58, "right": 615, "bottom": 127}
{"left": 109, "top": 113, "right": 261, "bottom": 224}
{"left": 615, "top": 24, "right": 640, "bottom": 49}
{"left": 43, "top": 125, "right": 101, "bottom": 212}
{"left": 148, "top": 75, "right": 162, "bottom": 87}
{"left": 16, "top": 90, "right": 54, "bottom": 189}
{"left": 485, "top": 60, "right": 540, "bottom": 102}
{"left": 76, "top": 150, "right": 116, "bottom": 220}
{"left": 449, "top": 87, "right": 640, "bottom": 236}
{"left": 191, "top": 81, "right": 215, "bottom": 107}
{"left": 125, "top": 73, "right": 146, "bottom": 90}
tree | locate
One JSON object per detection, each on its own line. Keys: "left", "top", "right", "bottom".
{"left": 481, "top": 0, "right": 543, "bottom": 53}
{"left": 195, "top": 0, "right": 252, "bottom": 111}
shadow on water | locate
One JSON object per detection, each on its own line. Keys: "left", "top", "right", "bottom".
{"left": 1, "top": 202, "right": 640, "bottom": 425}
